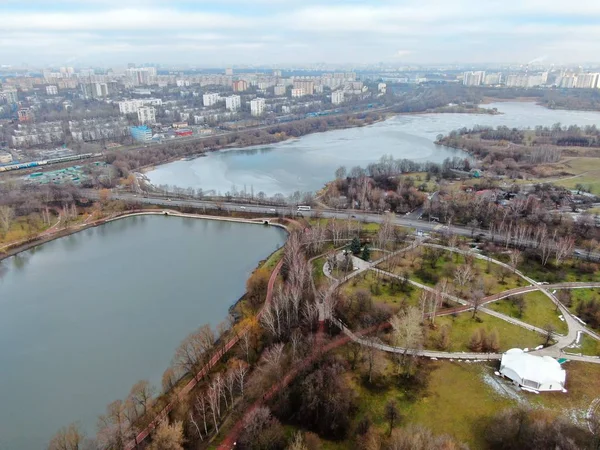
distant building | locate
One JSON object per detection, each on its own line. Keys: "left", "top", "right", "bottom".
{"left": 274, "top": 85, "right": 286, "bottom": 96}
{"left": 293, "top": 80, "right": 314, "bottom": 95}
{"left": 225, "top": 68, "right": 233, "bottom": 76}
{"left": 46, "top": 85, "right": 58, "bottom": 95}
{"left": 225, "top": 95, "right": 241, "bottom": 111}
{"left": 291, "top": 88, "right": 305, "bottom": 98}
{"left": 118, "top": 99, "right": 162, "bottom": 114}
{"left": 130, "top": 125, "right": 152, "bottom": 142}
{"left": 483, "top": 73, "right": 502, "bottom": 85}
{"left": 137, "top": 106, "right": 156, "bottom": 124}
{"left": 378, "top": 82, "right": 387, "bottom": 94}
{"left": 18, "top": 108, "right": 33, "bottom": 122}
{"left": 1, "top": 88, "right": 18, "bottom": 104}
{"left": 575, "top": 73, "right": 600, "bottom": 89}
{"left": 250, "top": 98, "right": 266, "bottom": 116}
{"left": 273, "top": 69, "right": 282, "bottom": 77}
{"left": 559, "top": 75, "right": 576, "bottom": 89}
{"left": 463, "top": 71, "right": 485, "bottom": 86}
{"left": 202, "top": 93, "right": 220, "bottom": 107}
{"left": 331, "top": 90, "right": 345, "bottom": 105}
{"left": 0, "top": 152, "right": 13, "bottom": 165}
{"left": 233, "top": 80, "right": 248, "bottom": 92}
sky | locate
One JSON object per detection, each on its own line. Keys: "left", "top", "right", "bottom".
{"left": 1, "top": 0, "right": 600, "bottom": 67}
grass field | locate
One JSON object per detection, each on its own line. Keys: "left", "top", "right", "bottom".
{"left": 516, "top": 256, "right": 600, "bottom": 284}
{"left": 553, "top": 157, "right": 600, "bottom": 195}
{"left": 342, "top": 271, "right": 422, "bottom": 313}
{"left": 425, "top": 311, "right": 545, "bottom": 352}
{"left": 487, "top": 291, "right": 568, "bottom": 335}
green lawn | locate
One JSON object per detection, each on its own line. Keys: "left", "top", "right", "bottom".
{"left": 553, "top": 157, "right": 600, "bottom": 195}
{"left": 426, "top": 311, "right": 545, "bottom": 352}
{"left": 566, "top": 333, "right": 600, "bottom": 357}
{"left": 342, "top": 271, "right": 422, "bottom": 313}
{"left": 567, "top": 288, "right": 600, "bottom": 333}
{"left": 487, "top": 291, "right": 568, "bottom": 335}
{"left": 515, "top": 256, "right": 600, "bottom": 284}
{"left": 407, "top": 362, "right": 513, "bottom": 448}
{"left": 312, "top": 256, "right": 327, "bottom": 289}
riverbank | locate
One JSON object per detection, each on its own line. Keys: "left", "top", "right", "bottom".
{"left": 0, "top": 208, "right": 288, "bottom": 264}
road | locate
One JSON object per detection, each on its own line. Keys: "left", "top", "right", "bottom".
{"left": 89, "top": 190, "right": 600, "bottom": 261}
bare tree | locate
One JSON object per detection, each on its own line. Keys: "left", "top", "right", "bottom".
{"left": 129, "top": 380, "right": 155, "bottom": 418}
{"left": 147, "top": 420, "right": 184, "bottom": 450}
{"left": 195, "top": 392, "right": 209, "bottom": 437}
{"left": 555, "top": 236, "right": 575, "bottom": 266}
{"left": 543, "top": 323, "right": 556, "bottom": 346}
{"left": 161, "top": 367, "right": 177, "bottom": 394}
{"left": 454, "top": 264, "right": 474, "bottom": 293}
{"left": 172, "top": 325, "right": 214, "bottom": 379}
{"left": 48, "top": 423, "right": 85, "bottom": 450}
{"left": 0, "top": 205, "right": 15, "bottom": 236}
{"left": 206, "top": 377, "right": 222, "bottom": 433}
{"left": 390, "top": 306, "right": 423, "bottom": 373}
{"left": 470, "top": 289, "right": 484, "bottom": 319}
{"left": 509, "top": 250, "right": 522, "bottom": 273}
{"left": 233, "top": 359, "right": 249, "bottom": 399}
{"left": 385, "top": 400, "right": 400, "bottom": 437}
{"left": 97, "top": 400, "right": 130, "bottom": 450}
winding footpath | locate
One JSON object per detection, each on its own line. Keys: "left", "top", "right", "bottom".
{"left": 321, "top": 240, "right": 600, "bottom": 363}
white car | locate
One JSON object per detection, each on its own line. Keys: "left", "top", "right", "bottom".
{"left": 269, "top": 208, "right": 276, "bottom": 212}
{"left": 240, "top": 206, "right": 246, "bottom": 209}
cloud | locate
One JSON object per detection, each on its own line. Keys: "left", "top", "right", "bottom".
{"left": 1, "top": 0, "right": 600, "bottom": 65}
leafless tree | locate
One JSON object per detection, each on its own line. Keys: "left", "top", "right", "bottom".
{"left": 509, "top": 250, "right": 522, "bottom": 273}
{"left": 172, "top": 325, "right": 214, "bottom": 379}
{"left": 225, "top": 369, "right": 237, "bottom": 410}
{"left": 0, "top": 205, "right": 15, "bottom": 236}
{"left": 454, "top": 264, "right": 474, "bottom": 292}
{"left": 129, "top": 380, "right": 155, "bottom": 418}
{"left": 390, "top": 306, "right": 423, "bottom": 372}
{"left": 555, "top": 235, "right": 575, "bottom": 266}
{"left": 48, "top": 423, "right": 85, "bottom": 450}
{"left": 206, "top": 377, "right": 222, "bottom": 433}
{"left": 543, "top": 323, "right": 556, "bottom": 346}
{"left": 195, "top": 392, "right": 209, "bottom": 437}
{"left": 233, "top": 360, "right": 249, "bottom": 399}
{"left": 471, "top": 289, "right": 484, "bottom": 319}
{"left": 97, "top": 400, "right": 130, "bottom": 450}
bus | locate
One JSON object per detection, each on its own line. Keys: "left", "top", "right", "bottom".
{"left": 297, "top": 205, "right": 311, "bottom": 211}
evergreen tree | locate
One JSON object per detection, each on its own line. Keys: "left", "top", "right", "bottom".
{"left": 362, "top": 245, "right": 371, "bottom": 261}
{"left": 350, "top": 237, "right": 361, "bottom": 255}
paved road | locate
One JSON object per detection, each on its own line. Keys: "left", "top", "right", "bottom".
{"left": 85, "top": 190, "right": 600, "bottom": 261}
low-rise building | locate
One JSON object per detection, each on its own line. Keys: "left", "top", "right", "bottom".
{"left": 130, "top": 125, "right": 152, "bottom": 142}
{"left": 0, "top": 152, "right": 13, "bottom": 164}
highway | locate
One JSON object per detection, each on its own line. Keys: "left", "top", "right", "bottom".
{"left": 88, "top": 191, "right": 600, "bottom": 261}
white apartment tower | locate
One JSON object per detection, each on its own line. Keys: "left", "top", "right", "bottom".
{"left": 225, "top": 95, "right": 241, "bottom": 111}
{"left": 203, "top": 93, "right": 221, "bottom": 107}
{"left": 46, "top": 85, "right": 58, "bottom": 95}
{"left": 463, "top": 71, "right": 485, "bottom": 86}
{"left": 250, "top": 98, "right": 266, "bottom": 116}
{"left": 331, "top": 90, "right": 345, "bottom": 105}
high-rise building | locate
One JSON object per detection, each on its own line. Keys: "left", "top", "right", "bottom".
{"left": 233, "top": 80, "right": 248, "bottom": 92}
{"left": 93, "top": 83, "right": 109, "bottom": 98}
{"left": 483, "top": 73, "right": 502, "bottom": 85}
{"left": 225, "top": 68, "right": 233, "bottom": 76}
{"left": 331, "top": 91, "right": 345, "bottom": 105}
{"left": 293, "top": 80, "right": 314, "bottom": 95}
{"left": 273, "top": 70, "right": 282, "bottom": 77}
{"left": 203, "top": 93, "right": 221, "bottom": 107}
{"left": 575, "top": 73, "right": 600, "bottom": 89}
{"left": 46, "top": 85, "right": 58, "bottom": 95}
{"left": 463, "top": 71, "right": 485, "bottom": 86}
{"left": 18, "top": 108, "right": 33, "bottom": 122}
{"left": 137, "top": 106, "right": 156, "bottom": 124}
{"left": 274, "top": 85, "right": 286, "bottom": 96}
{"left": 1, "top": 88, "right": 18, "bottom": 104}
{"left": 250, "top": 98, "right": 266, "bottom": 116}
{"left": 225, "top": 95, "right": 241, "bottom": 111}
{"left": 291, "top": 88, "right": 305, "bottom": 98}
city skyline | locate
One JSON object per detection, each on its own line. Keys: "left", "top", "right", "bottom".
{"left": 1, "top": 0, "right": 600, "bottom": 67}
